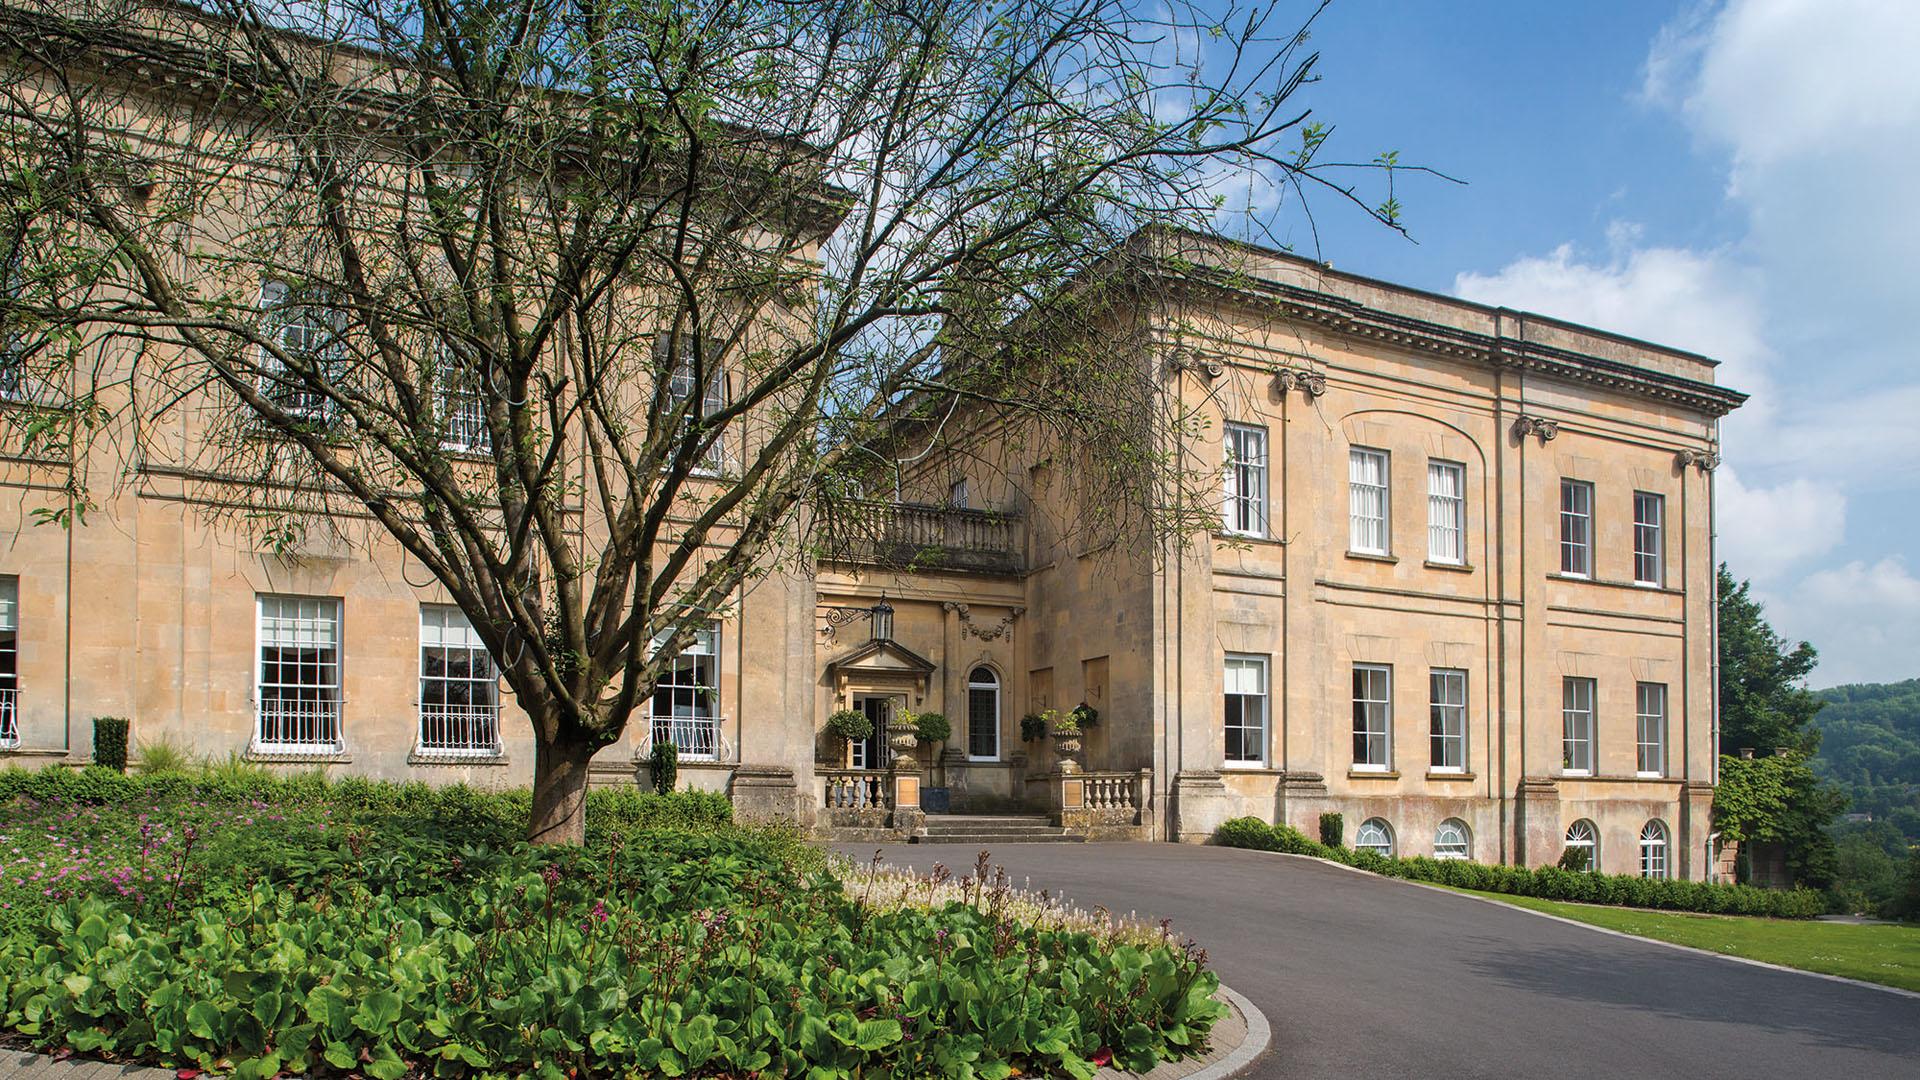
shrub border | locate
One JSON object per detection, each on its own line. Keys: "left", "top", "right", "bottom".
{"left": 1215, "top": 816, "right": 1827, "bottom": 919}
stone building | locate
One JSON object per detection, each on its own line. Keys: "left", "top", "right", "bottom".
{"left": 0, "top": 15, "right": 1743, "bottom": 879}
{"left": 1, "top": 228, "right": 1743, "bottom": 879}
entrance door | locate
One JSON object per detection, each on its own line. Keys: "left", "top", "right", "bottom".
{"left": 850, "top": 695, "right": 893, "bottom": 768}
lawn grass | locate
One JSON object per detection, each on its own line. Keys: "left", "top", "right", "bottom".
{"left": 1446, "top": 886, "right": 1920, "bottom": 993}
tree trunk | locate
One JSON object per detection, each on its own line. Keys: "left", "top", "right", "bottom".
{"left": 529, "top": 736, "right": 597, "bottom": 845}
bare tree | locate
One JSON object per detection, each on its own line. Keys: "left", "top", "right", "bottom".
{"left": 0, "top": 0, "right": 1412, "bottom": 843}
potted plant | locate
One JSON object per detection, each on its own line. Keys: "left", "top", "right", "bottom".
{"left": 1020, "top": 712, "right": 1048, "bottom": 743}
{"left": 909, "top": 710, "right": 952, "bottom": 812}
{"left": 825, "top": 708, "right": 873, "bottom": 765}
{"left": 1047, "top": 708, "right": 1084, "bottom": 773}
{"left": 1069, "top": 702, "right": 1099, "bottom": 730}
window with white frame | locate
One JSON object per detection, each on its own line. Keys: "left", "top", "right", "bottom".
{"left": 1, "top": 247, "right": 35, "bottom": 403}
{"left": 1636, "top": 682, "right": 1668, "bottom": 777}
{"left": 1427, "top": 460, "right": 1465, "bottom": 564}
{"left": 436, "top": 350, "right": 491, "bottom": 454}
{"left": 1349, "top": 447, "right": 1391, "bottom": 554}
{"left": 1564, "top": 819, "right": 1598, "bottom": 871}
{"left": 1352, "top": 664, "right": 1392, "bottom": 770}
{"left": 1223, "top": 423, "right": 1268, "bottom": 537}
{"left": 255, "top": 595, "right": 343, "bottom": 753}
{"left": 967, "top": 666, "right": 999, "bottom": 760}
{"left": 1562, "top": 676, "right": 1596, "bottom": 775}
{"left": 1223, "top": 653, "right": 1268, "bottom": 766}
{"left": 418, "top": 605, "right": 499, "bottom": 755}
{"left": 0, "top": 576, "right": 16, "bottom": 749}
{"left": 1640, "top": 819, "right": 1670, "bottom": 879}
{"left": 949, "top": 479, "right": 969, "bottom": 509}
{"left": 1633, "top": 491, "right": 1665, "bottom": 587}
{"left": 660, "top": 336, "right": 727, "bottom": 473}
{"left": 1560, "top": 479, "right": 1594, "bottom": 576}
{"left": 1435, "top": 818, "right": 1471, "bottom": 861}
{"left": 649, "top": 623, "right": 720, "bottom": 759}
{"left": 1429, "top": 668, "right": 1467, "bottom": 772}
{"left": 256, "top": 280, "right": 347, "bottom": 423}
{"left": 1356, "top": 817, "right": 1395, "bottom": 856}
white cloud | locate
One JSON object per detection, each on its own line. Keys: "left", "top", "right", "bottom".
{"left": 1787, "top": 558, "right": 1920, "bottom": 687}
{"left": 1715, "top": 466, "right": 1845, "bottom": 580}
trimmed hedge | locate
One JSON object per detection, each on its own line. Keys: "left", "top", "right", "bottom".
{"left": 90, "top": 718, "right": 130, "bottom": 773}
{"left": 0, "top": 765, "right": 734, "bottom": 841}
{"left": 1216, "top": 816, "right": 1828, "bottom": 919}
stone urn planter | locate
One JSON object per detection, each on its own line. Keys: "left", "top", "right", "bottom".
{"left": 886, "top": 722, "right": 919, "bottom": 764}
{"left": 1050, "top": 727, "right": 1084, "bottom": 774}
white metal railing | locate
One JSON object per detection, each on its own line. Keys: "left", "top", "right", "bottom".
{"left": 822, "top": 768, "right": 890, "bottom": 810}
{"left": 638, "top": 716, "right": 733, "bottom": 762}
{"left": 254, "top": 695, "right": 342, "bottom": 753}
{"left": 0, "top": 686, "right": 17, "bottom": 748}
{"left": 416, "top": 702, "right": 500, "bottom": 755}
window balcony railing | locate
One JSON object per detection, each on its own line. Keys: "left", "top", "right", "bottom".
{"left": 639, "top": 715, "right": 733, "bottom": 763}
{"left": 819, "top": 499, "right": 1022, "bottom": 574}
{"left": 254, "top": 695, "right": 343, "bottom": 753}
{"left": 417, "top": 702, "right": 501, "bottom": 756}
{"left": 0, "top": 686, "right": 17, "bottom": 749}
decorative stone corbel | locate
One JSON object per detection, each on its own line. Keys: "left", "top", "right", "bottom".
{"left": 1675, "top": 448, "right": 1721, "bottom": 473}
{"left": 1166, "top": 349, "right": 1224, "bottom": 379}
{"left": 1272, "top": 366, "right": 1328, "bottom": 399}
{"left": 1513, "top": 415, "right": 1560, "bottom": 444}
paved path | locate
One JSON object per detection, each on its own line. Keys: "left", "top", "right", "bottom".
{"left": 841, "top": 842, "right": 1920, "bottom": 1080}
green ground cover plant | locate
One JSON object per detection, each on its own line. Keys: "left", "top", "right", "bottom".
{"left": 1447, "top": 888, "right": 1920, "bottom": 993}
{"left": 1216, "top": 816, "right": 1827, "bottom": 919}
{"left": 0, "top": 766, "right": 1223, "bottom": 1077}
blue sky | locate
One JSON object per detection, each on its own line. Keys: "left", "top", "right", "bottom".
{"left": 1214, "top": 0, "right": 1919, "bottom": 687}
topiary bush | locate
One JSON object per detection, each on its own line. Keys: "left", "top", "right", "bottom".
{"left": 649, "top": 739, "right": 679, "bottom": 795}
{"left": 1213, "top": 816, "right": 1826, "bottom": 919}
{"left": 1319, "top": 811, "right": 1344, "bottom": 848}
{"left": 91, "top": 717, "right": 130, "bottom": 773}
{"left": 825, "top": 708, "right": 873, "bottom": 746}
{"left": 912, "top": 711, "right": 950, "bottom": 744}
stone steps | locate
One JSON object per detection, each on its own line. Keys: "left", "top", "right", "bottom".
{"left": 913, "top": 814, "right": 1084, "bottom": 844}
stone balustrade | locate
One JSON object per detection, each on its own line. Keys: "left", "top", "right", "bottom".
{"left": 822, "top": 768, "right": 891, "bottom": 810}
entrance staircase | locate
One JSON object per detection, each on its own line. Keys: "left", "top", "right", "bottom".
{"left": 913, "top": 813, "right": 1085, "bottom": 845}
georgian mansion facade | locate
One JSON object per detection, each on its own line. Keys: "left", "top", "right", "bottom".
{"left": 0, "top": 229, "right": 1743, "bottom": 881}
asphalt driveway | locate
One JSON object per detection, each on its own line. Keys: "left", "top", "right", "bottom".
{"left": 838, "top": 842, "right": 1920, "bottom": 1080}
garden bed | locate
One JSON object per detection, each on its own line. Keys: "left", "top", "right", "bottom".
{"left": 0, "top": 766, "right": 1225, "bottom": 1078}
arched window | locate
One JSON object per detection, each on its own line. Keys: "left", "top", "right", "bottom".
{"left": 1356, "top": 818, "right": 1395, "bottom": 857}
{"left": 967, "top": 666, "right": 1000, "bottom": 761}
{"left": 1435, "top": 818, "right": 1472, "bottom": 861}
{"left": 1640, "top": 820, "right": 1670, "bottom": 880}
{"left": 1564, "top": 819, "right": 1598, "bottom": 872}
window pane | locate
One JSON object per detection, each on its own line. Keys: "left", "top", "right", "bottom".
{"left": 1353, "top": 665, "right": 1392, "bottom": 768}
{"left": 1560, "top": 480, "right": 1593, "bottom": 576}
{"left": 650, "top": 621, "right": 720, "bottom": 757}
{"left": 968, "top": 671, "right": 999, "bottom": 759}
{"left": 1429, "top": 669, "right": 1466, "bottom": 770}
{"left": 1634, "top": 491, "right": 1664, "bottom": 586}
{"left": 1349, "top": 448, "right": 1389, "bottom": 554}
{"left": 1427, "top": 461, "right": 1464, "bottom": 563}
{"left": 1224, "top": 424, "right": 1268, "bottom": 536}
{"left": 256, "top": 595, "right": 341, "bottom": 751}
{"left": 0, "top": 577, "right": 16, "bottom": 749}
{"left": 1224, "top": 655, "right": 1267, "bottom": 764}
{"left": 419, "top": 605, "right": 499, "bottom": 754}
{"left": 1636, "top": 682, "right": 1667, "bottom": 776}
{"left": 1562, "top": 677, "right": 1595, "bottom": 773}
